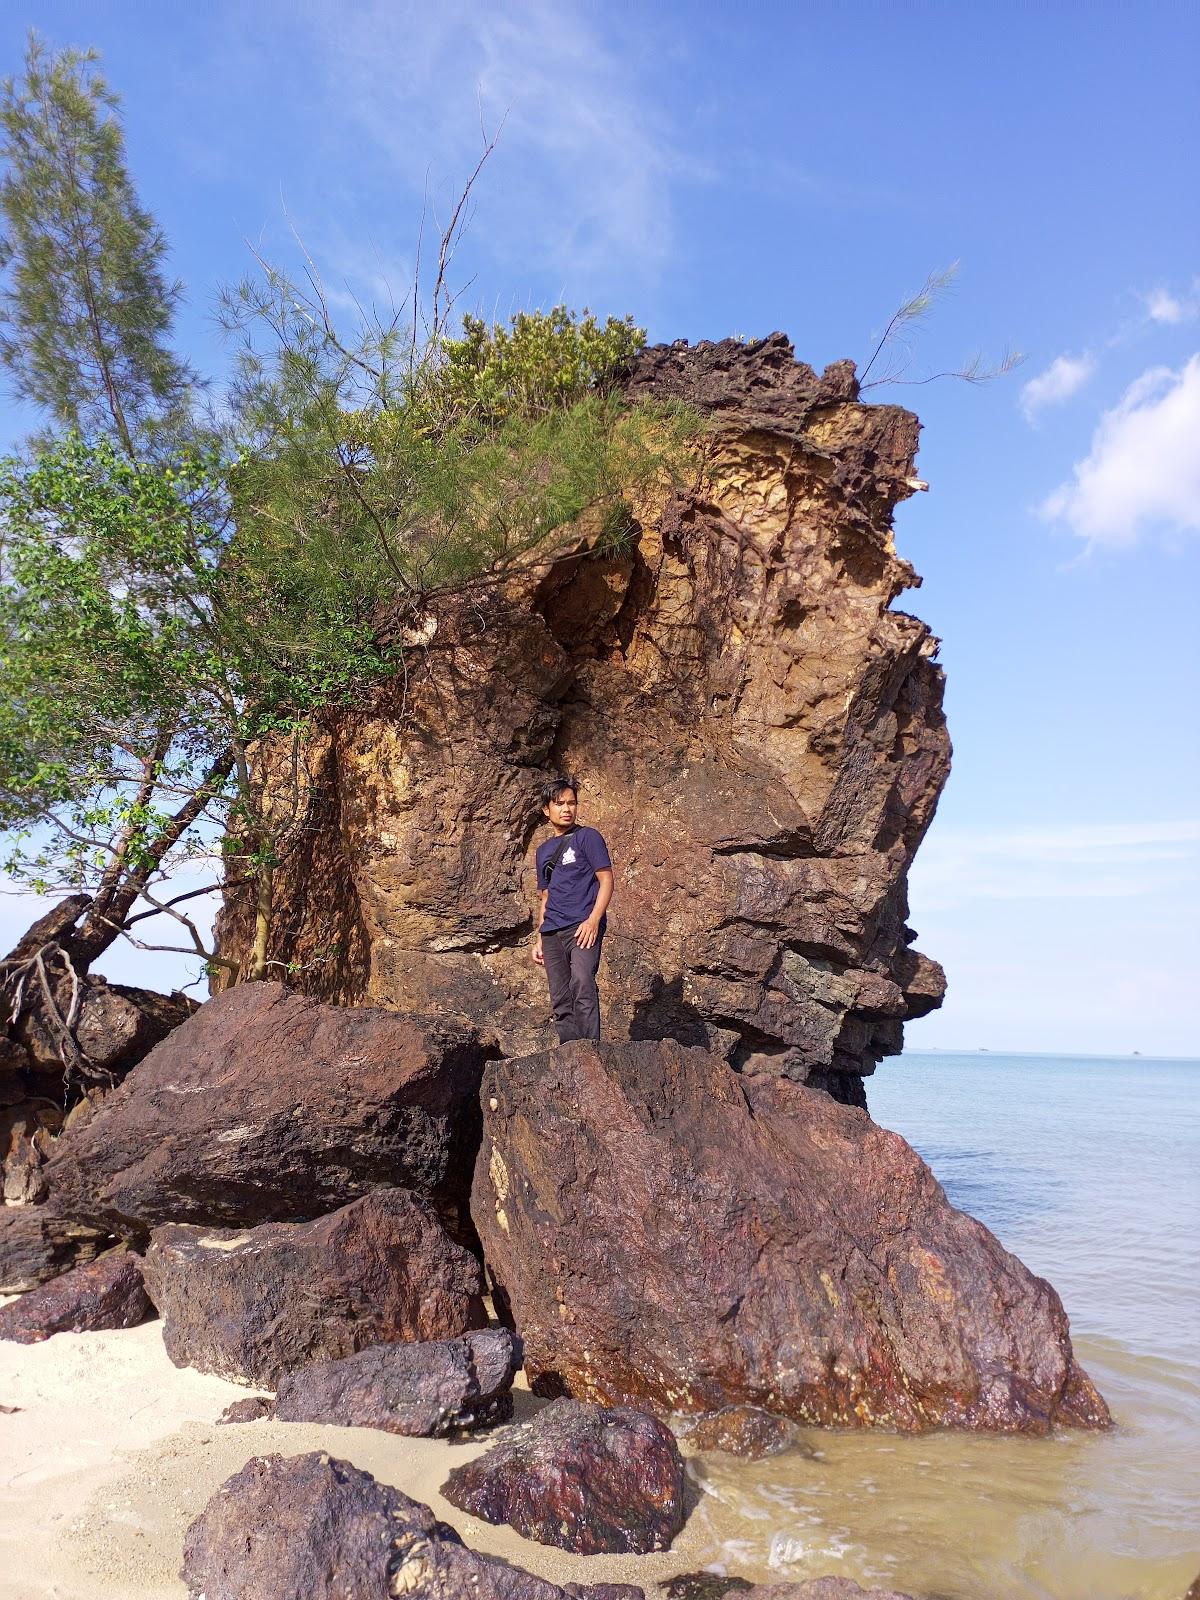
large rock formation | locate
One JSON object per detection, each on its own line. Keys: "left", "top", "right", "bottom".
{"left": 214, "top": 335, "right": 949, "bottom": 1104}
{"left": 142, "top": 1189, "right": 486, "bottom": 1386}
{"left": 472, "top": 1040, "right": 1110, "bottom": 1435}
{"left": 42, "top": 981, "right": 495, "bottom": 1242}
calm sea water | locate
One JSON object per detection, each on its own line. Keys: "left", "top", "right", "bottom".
{"left": 685, "top": 1051, "right": 1200, "bottom": 1600}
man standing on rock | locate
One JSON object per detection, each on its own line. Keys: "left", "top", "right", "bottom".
{"left": 532, "top": 776, "right": 614, "bottom": 1043}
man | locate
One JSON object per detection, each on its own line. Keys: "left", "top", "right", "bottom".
{"left": 532, "top": 775, "right": 614, "bottom": 1043}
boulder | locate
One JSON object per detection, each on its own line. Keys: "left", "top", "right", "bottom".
{"left": 142, "top": 1188, "right": 486, "bottom": 1386}
{"left": 0, "top": 1251, "right": 151, "bottom": 1343}
{"left": 473, "top": 1041, "right": 1110, "bottom": 1435}
{"left": 43, "top": 982, "right": 495, "bottom": 1241}
{"left": 683, "top": 1405, "right": 796, "bottom": 1459}
{"left": 271, "top": 1328, "right": 520, "bottom": 1436}
{"left": 0, "top": 1206, "right": 114, "bottom": 1293}
{"left": 443, "top": 1396, "right": 686, "bottom": 1555}
{"left": 182, "top": 1451, "right": 644, "bottom": 1600}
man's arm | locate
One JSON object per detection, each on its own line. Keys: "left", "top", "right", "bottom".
{"left": 533, "top": 887, "right": 549, "bottom": 965}
{"left": 575, "top": 868, "right": 614, "bottom": 949}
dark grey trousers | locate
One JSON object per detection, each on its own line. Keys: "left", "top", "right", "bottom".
{"left": 541, "top": 925, "right": 604, "bottom": 1042}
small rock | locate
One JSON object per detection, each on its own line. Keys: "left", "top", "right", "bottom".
{"left": 142, "top": 1187, "right": 486, "bottom": 1386}
{"left": 273, "top": 1328, "right": 520, "bottom": 1436}
{"left": 443, "top": 1395, "right": 686, "bottom": 1555}
{"left": 661, "top": 1577, "right": 753, "bottom": 1600}
{"left": 182, "top": 1451, "right": 643, "bottom": 1600}
{"left": 217, "top": 1396, "right": 274, "bottom": 1425}
{"left": 0, "top": 1252, "right": 151, "bottom": 1343}
{"left": 684, "top": 1406, "right": 796, "bottom": 1459}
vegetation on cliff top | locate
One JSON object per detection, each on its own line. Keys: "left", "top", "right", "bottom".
{"left": 0, "top": 34, "right": 694, "bottom": 1008}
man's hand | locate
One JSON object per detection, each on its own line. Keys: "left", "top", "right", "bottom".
{"left": 575, "top": 917, "right": 601, "bottom": 950}
{"left": 533, "top": 937, "right": 545, "bottom": 967}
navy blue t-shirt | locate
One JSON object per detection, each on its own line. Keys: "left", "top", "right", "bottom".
{"left": 536, "top": 825, "right": 612, "bottom": 934}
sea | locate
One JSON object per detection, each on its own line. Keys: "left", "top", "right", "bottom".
{"left": 684, "top": 1050, "right": 1200, "bottom": 1600}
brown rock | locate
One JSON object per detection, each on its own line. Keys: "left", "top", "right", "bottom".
{"left": 0, "top": 1206, "right": 114, "bottom": 1292}
{"left": 684, "top": 1405, "right": 796, "bottom": 1459}
{"left": 272, "top": 1328, "right": 520, "bottom": 1436}
{"left": 741, "top": 1584, "right": 917, "bottom": 1600}
{"left": 182, "top": 1451, "right": 643, "bottom": 1600}
{"left": 473, "top": 1040, "right": 1110, "bottom": 1435}
{"left": 216, "top": 1396, "right": 273, "bottom": 1425}
{"left": 0, "top": 1251, "right": 150, "bottom": 1343}
{"left": 142, "top": 1188, "right": 486, "bottom": 1386}
{"left": 43, "top": 982, "right": 495, "bottom": 1241}
{"left": 443, "top": 1396, "right": 686, "bottom": 1555}
{"left": 213, "top": 336, "right": 950, "bottom": 1105}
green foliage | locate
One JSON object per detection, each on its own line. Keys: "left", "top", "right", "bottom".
{"left": 0, "top": 40, "right": 697, "bottom": 982}
{"left": 0, "top": 33, "right": 194, "bottom": 454}
{"left": 432, "top": 308, "right": 646, "bottom": 430}
{"left": 222, "top": 276, "right": 694, "bottom": 609}
{"left": 0, "top": 433, "right": 394, "bottom": 974}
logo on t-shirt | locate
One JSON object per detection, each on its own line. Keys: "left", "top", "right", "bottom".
{"left": 562, "top": 846, "right": 577, "bottom": 864}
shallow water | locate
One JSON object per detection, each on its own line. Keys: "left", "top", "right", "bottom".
{"left": 684, "top": 1051, "right": 1200, "bottom": 1599}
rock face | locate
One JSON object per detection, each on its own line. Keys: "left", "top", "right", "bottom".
{"left": 42, "top": 982, "right": 495, "bottom": 1241}
{"left": 0, "top": 1206, "right": 113, "bottom": 1293}
{"left": 443, "top": 1396, "right": 686, "bottom": 1555}
{"left": 0, "top": 1251, "right": 151, "bottom": 1342}
{"left": 271, "top": 1328, "right": 521, "bottom": 1436}
{"left": 214, "top": 335, "right": 949, "bottom": 1104}
{"left": 183, "top": 1451, "right": 644, "bottom": 1600}
{"left": 473, "top": 1041, "right": 1110, "bottom": 1435}
{"left": 142, "top": 1189, "right": 486, "bottom": 1386}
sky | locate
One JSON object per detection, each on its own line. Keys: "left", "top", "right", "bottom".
{"left": 0, "top": 2, "right": 1197, "bottom": 1056}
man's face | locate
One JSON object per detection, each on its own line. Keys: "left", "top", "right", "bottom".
{"left": 543, "top": 788, "right": 578, "bottom": 828}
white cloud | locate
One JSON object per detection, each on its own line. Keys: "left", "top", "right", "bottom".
{"left": 1039, "top": 354, "right": 1200, "bottom": 547}
{"left": 295, "top": 1, "right": 689, "bottom": 287}
{"left": 1019, "top": 352, "right": 1096, "bottom": 422}
{"left": 910, "top": 819, "right": 1200, "bottom": 913}
{"left": 1139, "top": 280, "right": 1199, "bottom": 326}
{"left": 1145, "top": 287, "right": 1186, "bottom": 325}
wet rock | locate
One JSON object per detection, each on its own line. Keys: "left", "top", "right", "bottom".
{"left": 661, "top": 1579, "right": 753, "bottom": 1600}
{"left": 740, "top": 1584, "right": 917, "bottom": 1600}
{"left": 0, "top": 1251, "right": 151, "bottom": 1343}
{"left": 182, "top": 1451, "right": 644, "bottom": 1600}
{"left": 474, "top": 1040, "right": 1110, "bottom": 1435}
{"left": 217, "top": 1396, "right": 273, "bottom": 1425}
{"left": 273, "top": 1327, "right": 520, "bottom": 1436}
{"left": 213, "top": 336, "right": 950, "bottom": 1105}
{"left": 143, "top": 1188, "right": 486, "bottom": 1386}
{"left": 43, "top": 981, "right": 495, "bottom": 1242}
{"left": 683, "top": 1405, "right": 795, "bottom": 1459}
{"left": 443, "top": 1395, "right": 686, "bottom": 1555}
{"left": 0, "top": 1206, "right": 114, "bottom": 1292}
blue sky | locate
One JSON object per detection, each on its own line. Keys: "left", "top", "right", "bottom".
{"left": 1, "top": 2, "right": 1197, "bottom": 1055}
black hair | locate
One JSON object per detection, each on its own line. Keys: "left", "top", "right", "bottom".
{"left": 540, "top": 774, "right": 579, "bottom": 809}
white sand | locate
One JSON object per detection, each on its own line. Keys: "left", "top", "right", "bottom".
{"left": 0, "top": 1316, "right": 708, "bottom": 1599}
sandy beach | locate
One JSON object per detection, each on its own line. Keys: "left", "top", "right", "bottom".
{"left": 0, "top": 1313, "right": 707, "bottom": 1600}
